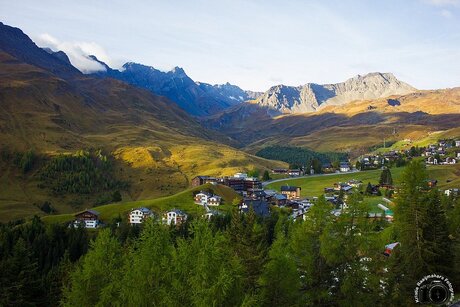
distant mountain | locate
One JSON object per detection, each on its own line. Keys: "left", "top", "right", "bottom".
{"left": 255, "top": 73, "right": 416, "bottom": 116}
{"left": 0, "top": 22, "right": 285, "bottom": 219}
{"left": 90, "top": 58, "right": 259, "bottom": 116}
{"left": 0, "top": 22, "right": 80, "bottom": 78}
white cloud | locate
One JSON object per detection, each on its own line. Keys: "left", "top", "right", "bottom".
{"left": 34, "top": 33, "right": 110, "bottom": 73}
{"left": 440, "top": 9, "right": 453, "bottom": 17}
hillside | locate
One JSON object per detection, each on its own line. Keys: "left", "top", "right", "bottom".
{"left": 0, "top": 23, "right": 286, "bottom": 221}
{"left": 204, "top": 87, "right": 460, "bottom": 156}
{"left": 40, "top": 183, "right": 240, "bottom": 225}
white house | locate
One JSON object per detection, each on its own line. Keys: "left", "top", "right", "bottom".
{"left": 73, "top": 210, "right": 100, "bottom": 228}
{"left": 234, "top": 172, "right": 248, "bottom": 179}
{"left": 194, "top": 192, "right": 211, "bottom": 205}
{"left": 455, "top": 140, "right": 460, "bottom": 147}
{"left": 339, "top": 162, "right": 351, "bottom": 172}
{"left": 208, "top": 195, "right": 222, "bottom": 206}
{"left": 129, "top": 207, "right": 154, "bottom": 224}
{"left": 445, "top": 188, "right": 459, "bottom": 197}
{"left": 163, "top": 209, "right": 188, "bottom": 226}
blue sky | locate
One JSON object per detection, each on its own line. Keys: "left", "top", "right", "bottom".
{"left": 1, "top": 0, "right": 460, "bottom": 91}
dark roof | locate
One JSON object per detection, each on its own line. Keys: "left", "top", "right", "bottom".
{"left": 75, "top": 209, "right": 100, "bottom": 217}
{"left": 281, "top": 186, "right": 300, "bottom": 192}
{"left": 241, "top": 199, "right": 270, "bottom": 217}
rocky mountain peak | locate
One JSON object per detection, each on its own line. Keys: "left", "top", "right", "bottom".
{"left": 255, "top": 72, "right": 416, "bottom": 116}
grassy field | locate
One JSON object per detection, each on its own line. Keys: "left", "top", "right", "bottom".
{"left": 266, "top": 164, "right": 460, "bottom": 198}
{"left": 41, "top": 184, "right": 240, "bottom": 225}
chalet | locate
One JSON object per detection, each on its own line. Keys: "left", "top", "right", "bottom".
{"left": 129, "top": 207, "right": 154, "bottom": 224}
{"left": 347, "top": 179, "right": 363, "bottom": 188}
{"left": 272, "top": 168, "right": 288, "bottom": 174}
{"left": 444, "top": 157, "right": 457, "bottom": 165}
{"left": 270, "top": 193, "right": 288, "bottom": 206}
{"left": 322, "top": 163, "right": 334, "bottom": 173}
{"left": 239, "top": 199, "right": 270, "bottom": 217}
{"left": 280, "top": 186, "right": 301, "bottom": 199}
{"left": 194, "top": 191, "right": 212, "bottom": 204}
{"left": 223, "top": 177, "right": 245, "bottom": 192}
{"left": 163, "top": 209, "right": 188, "bottom": 226}
{"left": 324, "top": 187, "right": 335, "bottom": 193}
{"left": 456, "top": 140, "right": 460, "bottom": 147}
{"left": 208, "top": 195, "right": 222, "bottom": 206}
{"left": 247, "top": 188, "right": 266, "bottom": 199}
{"left": 288, "top": 169, "right": 302, "bottom": 176}
{"left": 234, "top": 172, "right": 248, "bottom": 178}
{"left": 445, "top": 188, "right": 460, "bottom": 197}
{"left": 263, "top": 189, "right": 277, "bottom": 198}
{"left": 244, "top": 177, "right": 262, "bottom": 191}
{"left": 339, "top": 162, "right": 351, "bottom": 172}
{"left": 191, "top": 176, "right": 217, "bottom": 187}
{"left": 427, "top": 179, "right": 438, "bottom": 188}
{"left": 74, "top": 209, "right": 100, "bottom": 228}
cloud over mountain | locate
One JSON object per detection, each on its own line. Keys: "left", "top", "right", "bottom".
{"left": 34, "top": 33, "right": 109, "bottom": 73}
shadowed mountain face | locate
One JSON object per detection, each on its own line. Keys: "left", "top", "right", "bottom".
{"left": 0, "top": 22, "right": 286, "bottom": 214}
{"left": 254, "top": 72, "right": 416, "bottom": 116}
{"left": 90, "top": 57, "right": 261, "bottom": 116}
{"left": 0, "top": 22, "right": 80, "bottom": 78}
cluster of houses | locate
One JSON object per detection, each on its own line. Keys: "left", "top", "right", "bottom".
{"left": 72, "top": 207, "right": 189, "bottom": 229}
{"left": 424, "top": 140, "right": 460, "bottom": 165}
{"left": 359, "top": 151, "right": 400, "bottom": 169}
{"left": 192, "top": 172, "right": 262, "bottom": 196}
{"left": 271, "top": 162, "right": 353, "bottom": 176}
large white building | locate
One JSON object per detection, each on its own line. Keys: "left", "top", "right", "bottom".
{"left": 163, "top": 209, "right": 188, "bottom": 226}
{"left": 129, "top": 207, "right": 154, "bottom": 224}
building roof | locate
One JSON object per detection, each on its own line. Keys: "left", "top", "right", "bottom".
{"left": 132, "top": 207, "right": 152, "bottom": 214}
{"left": 76, "top": 209, "right": 100, "bottom": 216}
{"left": 241, "top": 199, "right": 270, "bottom": 217}
{"left": 281, "top": 186, "right": 300, "bottom": 192}
{"left": 273, "top": 194, "right": 287, "bottom": 200}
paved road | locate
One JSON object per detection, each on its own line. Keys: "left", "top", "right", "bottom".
{"left": 262, "top": 170, "right": 361, "bottom": 187}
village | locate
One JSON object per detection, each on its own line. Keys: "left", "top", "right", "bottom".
{"left": 70, "top": 139, "right": 460, "bottom": 229}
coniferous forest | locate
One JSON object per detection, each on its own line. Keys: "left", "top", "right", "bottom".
{"left": 0, "top": 161, "right": 459, "bottom": 306}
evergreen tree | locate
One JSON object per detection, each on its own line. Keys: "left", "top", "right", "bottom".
{"left": 379, "top": 168, "right": 393, "bottom": 186}
{"left": 320, "top": 193, "right": 382, "bottom": 306}
{"left": 290, "top": 196, "right": 334, "bottom": 306}
{"left": 258, "top": 233, "right": 300, "bottom": 306}
{"left": 63, "top": 229, "right": 123, "bottom": 306}
{"left": 365, "top": 182, "right": 373, "bottom": 195}
{"left": 389, "top": 160, "right": 440, "bottom": 304}
{"left": 262, "top": 170, "right": 271, "bottom": 181}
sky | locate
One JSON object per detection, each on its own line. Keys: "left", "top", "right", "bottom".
{"left": 1, "top": 0, "right": 460, "bottom": 91}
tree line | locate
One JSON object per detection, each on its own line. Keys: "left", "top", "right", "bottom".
{"left": 0, "top": 160, "right": 458, "bottom": 306}
{"left": 38, "top": 150, "right": 128, "bottom": 195}
{"left": 255, "top": 146, "right": 348, "bottom": 170}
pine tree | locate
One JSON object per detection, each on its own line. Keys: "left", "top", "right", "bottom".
{"left": 258, "top": 233, "right": 300, "bottom": 306}
{"left": 290, "top": 196, "right": 334, "bottom": 306}
{"left": 262, "top": 170, "right": 271, "bottom": 181}
{"left": 63, "top": 229, "right": 123, "bottom": 306}
{"left": 390, "top": 160, "right": 432, "bottom": 303}
{"left": 320, "top": 192, "right": 382, "bottom": 306}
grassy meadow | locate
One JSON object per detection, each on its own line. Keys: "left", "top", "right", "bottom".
{"left": 41, "top": 184, "right": 240, "bottom": 225}
{"left": 265, "top": 164, "right": 460, "bottom": 197}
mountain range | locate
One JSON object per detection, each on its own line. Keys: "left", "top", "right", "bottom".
{"left": 1, "top": 20, "right": 460, "bottom": 221}
{"left": 254, "top": 72, "right": 416, "bottom": 116}
{"left": 90, "top": 57, "right": 261, "bottom": 116}
{"left": 0, "top": 21, "right": 285, "bottom": 220}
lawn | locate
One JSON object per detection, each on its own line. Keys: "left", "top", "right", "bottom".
{"left": 265, "top": 164, "right": 460, "bottom": 198}
{"left": 42, "top": 184, "right": 240, "bottom": 225}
